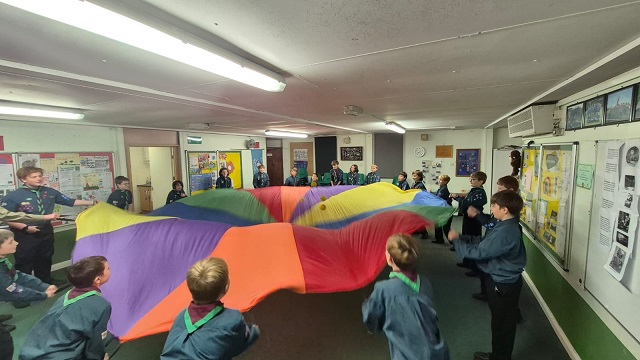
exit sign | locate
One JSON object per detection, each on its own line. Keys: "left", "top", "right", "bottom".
{"left": 187, "top": 136, "right": 202, "bottom": 144}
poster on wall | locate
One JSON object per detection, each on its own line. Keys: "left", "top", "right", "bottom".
{"left": 218, "top": 151, "right": 243, "bottom": 189}
{"left": 251, "top": 149, "right": 263, "bottom": 175}
{"left": 520, "top": 147, "right": 541, "bottom": 231}
{"left": 0, "top": 154, "right": 16, "bottom": 201}
{"left": 456, "top": 149, "right": 480, "bottom": 176}
{"left": 187, "top": 151, "right": 218, "bottom": 194}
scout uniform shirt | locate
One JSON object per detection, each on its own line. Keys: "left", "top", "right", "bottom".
{"left": 20, "top": 287, "right": 112, "bottom": 360}
{"left": 166, "top": 189, "right": 186, "bottom": 204}
{"left": 253, "top": 172, "right": 270, "bottom": 188}
{"left": 1, "top": 186, "right": 76, "bottom": 223}
{"left": 365, "top": 172, "right": 380, "bottom": 185}
{"left": 330, "top": 168, "right": 344, "bottom": 185}
{"left": 161, "top": 302, "right": 260, "bottom": 360}
{"left": 346, "top": 171, "right": 360, "bottom": 185}
{"left": 216, "top": 176, "right": 233, "bottom": 189}
{"left": 106, "top": 189, "right": 132, "bottom": 210}
{"left": 0, "top": 257, "right": 49, "bottom": 303}
{"left": 397, "top": 180, "right": 410, "bottom": 191}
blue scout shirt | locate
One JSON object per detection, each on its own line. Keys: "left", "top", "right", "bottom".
{"left": 454, "top": 186, "right": 487, "bottom": 214}
{"left": 454, "top": 217, "right": 526, "bottom": 284}
{"left": 365, "top": 172, "right": 380, "bottom": 185}
{"left": 216, "top": 176, "right": 233, "bottom": 189}
{"left": 253, "top": 172, "right": 270, "bottom": 188}
{"left": 106, "top": 189, "right": 132, "bottom": 210}
{"left": 330, "top": 168, "right": 344, "bottom": 185}
{"left": 161, "top": 304, "right": 260, "bottom": 360}
{"left": 166, "top": 189, "right": 186, "bottom": 204}
{"left": 397, "top": 180, "right": 410, "bottom": 191}
{"left": 0, "top": 257, "right": 49, "bottom": 303}
{"left": 20, "top": 288, "right": 111, "bottom": 360}
{"left": 1, "top": 186, "right": 75, "bottom": 224}
{"left": 436, "top": 185, "right": 452, "bottom": 206}
{"left": 412, "top": 181, "right": 426, "bottom": 190}
{"left": 363, "top": 273, "right": 449, "bottom": 360}
{"left": 346, "top": 171, "right": 359, "bottom": 185}
{"left": 284, "top": 175, "right": 299, "bottom": 186}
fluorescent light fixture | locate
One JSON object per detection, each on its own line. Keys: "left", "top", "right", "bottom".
{"left": 1, "top": 0, "right": 286, "bottom": 92}
{"left": 265, "top": 130, "right": 308, "bottom": 139}
{"left": 385, "top": 121, "right": 406, "bottom": 134}
{"left": 0, "top": 104, "right": 84, "bottom": 120}
{"left": 424, "top": 126, "right": 456, "bottom": 130}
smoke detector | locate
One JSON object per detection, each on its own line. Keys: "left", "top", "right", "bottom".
{"left": 343, "top": 105, "right": 363, "bottom": 116}
{"left": 186, "top": 123, "right": 210, "bottom": 130}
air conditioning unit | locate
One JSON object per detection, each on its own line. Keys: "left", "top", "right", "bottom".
{"left": 507, "top": 105, "right": 555, "bottom": 137}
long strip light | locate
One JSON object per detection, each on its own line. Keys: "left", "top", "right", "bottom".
{"left": 265, "top": 130, "right": 308, "bottom": 139}
{"left": 1, "top": 0, "right": 286, "bottom": 92}
{"left": 384, "top": 121, "right": 406, "bottom": 134}
{"left": 0, "top": 104, "right": 85, "bottom": 120}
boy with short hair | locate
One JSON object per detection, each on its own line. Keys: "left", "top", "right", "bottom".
{"left": 253, "top": 165, "right": 270, "bottom": 188}
{"left": 284, "top": 167, "right": 300, "bottom": 186}
{"left": 0, "top": 229, "right": 57, "bottom": 360}
{"left": 161, "top": 258, "right": 260, "bottom": 359}
{"left": 433, "top": 175, "right": 453, "bottom": 244}
{"left": 106, "top": 176, "right": 133, "bottom": 212}
{"left": 365, "top": 165, "right": 381, "bottom": 185}
{"left": 330, "top": 160, "right": 343, "bottom": 186}
{"left": 20, "top": 256, "right": 112, "bottom": 360}
{"left": 396, "top": 171, "right": 410, "bottom": 191}
{"left": 451, "top": 171, "right": 488, "bottom": 237}
{"left": 448, "top": 191, "right": 526, "bottom": 360}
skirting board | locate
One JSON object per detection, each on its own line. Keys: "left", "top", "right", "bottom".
{"left": 52, "top": 260, "right": 71, "bottom": 272}
{"left": 523, "top": 271, "right": 580, "bottom": 360}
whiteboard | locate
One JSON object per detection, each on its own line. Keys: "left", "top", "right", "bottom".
{"left": 586, "top": 140, "right": 640, "bottom": 342}
{"left": 491, "top": 149, "right": 515, "bottom": 195}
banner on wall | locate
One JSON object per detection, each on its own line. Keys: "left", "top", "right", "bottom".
{"left": 251, "top": 149, "right": 263, "bottom": 176}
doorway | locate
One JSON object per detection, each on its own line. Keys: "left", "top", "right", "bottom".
{"left": 266, "top": 147, "right": 283, "bottom": 187}
{"left": 127, "top": 146, "right": 180, "bottom": 213}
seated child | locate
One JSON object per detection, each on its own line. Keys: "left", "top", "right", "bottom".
{"left": 166, "top": 180, "right": 187, "bottom": 204}
{"left": 310, "top": 173, "right": 319, "bottom": 187}
{"left": 346, "top": 165, "right": 360, "bottom": 185}
{"left": 365, "top": 165, "right": 381, "bottom": 185}
{"left": 284, "top": 167, "right": 300, "bottom": 186}
{"left": 20, "top": 256, "right": 111, "bottom": 360}
{"left": 0, "top": 229, "right": 57, "bottom": 360}
{"left": 216, "top": 168, "right": 233, "bottom": 189}
{"left": 252, "top": 165, "right": 270, "bottom": 188}
{"left": 396, "top": 171, "right": 410, "bottom": 191}
{"left": 161, "top": 258, "right": 260, "bottom": 360}
{"left": 330, "top": 160, "right": 344, "bottom": 186}
{"left": 411, "top": 170, "right": 427, "bottom": 190}
{"left": 362, "top": 234, "right": 449, "bottom": 360}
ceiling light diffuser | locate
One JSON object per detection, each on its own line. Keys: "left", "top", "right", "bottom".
{"left": 384, "top": 121, "right": 406, "bottom": 134}
{"left": 264, "top": 130, "right": 308, "bottom": 139}
{"left": 0, "top": 104, "right": 85, "bottom": 120}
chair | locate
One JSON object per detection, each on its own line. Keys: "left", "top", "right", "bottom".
{"left": 318, "top": 172, "right": 332, "bottom": 186}
{"left": 358, "top": 173, "right": 365, "bottom": 185}
{"left": 392, "top": 176, "right": 399, "bottom": 186}
{"left": 297, "top": 168, "right": 309, "bottom": 186}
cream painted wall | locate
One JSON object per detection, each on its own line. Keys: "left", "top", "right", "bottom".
{"left": 149, "top": 147, "right": 173, "bottom": 210}
{"left": 403, "top": 129, "right": 493, "bottom": 194}
{"left": 129, "top": 147, "right": 150, "bottom": 213}
{"left": 282, "top": 138, "right": 315, "bottom": 176}
{"left": 493, "top": 127, "right": 520, "bottom": 149}
{"left": 526, "top": 65, "right": 640, "bottom": 356}
{"left": 179, "top": 132, "right": 266, "bottom": 189}
{"left": 336, "top": 134, "right": 373, "bottom": 175}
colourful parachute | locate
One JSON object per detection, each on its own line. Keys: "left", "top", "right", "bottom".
{"left": 73, "top": 183, "right": 454, "bottom": 341}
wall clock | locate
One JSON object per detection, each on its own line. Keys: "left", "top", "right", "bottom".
{"left": 414, "top": 146, "right": 426, "bottom": 158}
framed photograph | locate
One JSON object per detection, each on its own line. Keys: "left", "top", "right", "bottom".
{"left": 340, "top": 146, "right": 363, "bottom": 161}
{"left": 565, "top": 103, "right": 584, "bottom": 130}
{"left": 634, "top": 84, "right": 640, "bottom": 121}
{"left": 584, "top": 96, "right": 604, "bottom": 127}
{"left": 456, "top": 148, "right": 480, "bottom": 177}
{"left": 605, "top": 86, "right": 633, "bottom": 124}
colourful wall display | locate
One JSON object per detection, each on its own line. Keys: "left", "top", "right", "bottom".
{"left": 187, "top": 150, "right": 244, "bottom": 195}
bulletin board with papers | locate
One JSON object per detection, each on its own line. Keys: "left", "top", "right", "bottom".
{"left": 586, "top": 140, "right": 640, "bottom": 342}
{"left": 519, "top": 143, "right": 578, "bottom": 269}
{"left": 186, "top": 151, "right": 244, "bottom": 195}
{"left": 0, "top": 152, "right": 116, "bottom": 224}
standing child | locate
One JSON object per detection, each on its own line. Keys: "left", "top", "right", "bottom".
{"left": 448, "top": 191, "right": 526, "bottom": 360}
{"left": 166, "top": 180, "right": 187, "bottom": 204}
{"left": 396, "top": 171, "right": 410, "bottom": 191}
{"left": 0, "top": 229, "right": 57, "bottom": 360}
{"left": 20, "top": 256, "right": 111, "bottom": 360}
{"left": 310, "top": 173, "right": 319, "bottom": 187}
{"left": 330, "top": 160, "right": 343, "bottom": 186}
{"left": 365, "top": 165, "right": 381, "bottom": 185}
{"left": 1, "top": 166, "right": 95, "bottom": 286}
{"left": 107, "top": 176, "right": 133, "bottom": 212}
{"left": 450, "top": 171, "right": 487, "bottom": 238}
{"left": 216, "top": 168, "right": 233, "bottom": 189}
{"left": 252, "top": 165, "right": 270, "bottom": 188}
{"left": 346, "top": 164, "right": 360, "bottom": 185}
{"left": 161, "top": 258, "right": 260, "bottom": 359}
{"left": 362, "top": 234, "right": 449, "bottom": 360}
{"left": 284, "top": 167, "right": 300, "bottom": 186}
{"left": 433, "top": 175, "right": 453, "bottom": 244}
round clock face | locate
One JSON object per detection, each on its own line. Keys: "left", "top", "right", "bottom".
{"left": 414, "top": 146, "right": 426, "bottom": 157}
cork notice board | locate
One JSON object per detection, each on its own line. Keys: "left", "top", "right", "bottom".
{"left": 289, "top": 142, "right": 315, "bottom": 172}
{"left": 436, "top": 145, "right": 454, "bottom": 158}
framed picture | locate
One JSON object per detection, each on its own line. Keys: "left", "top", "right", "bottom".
{"left": 584, "top": 96, "right": 604, "bottom": 127}
{"left": 605, "top": 86, "right": 633, "bottom": 124}
{"left": 340, "top": 146, "right": 363, "bottom": 161}
{"left": 566, "top": 103, "right": 584, "bottom": 130}
{"left": 456, "top": 148, "right": 480, "bottom": 177}
{"left": 634, "top": 84, "right": 640, "bottom": 121}
{"left": 435, "top": 145, "right": 454, "bottom": 158}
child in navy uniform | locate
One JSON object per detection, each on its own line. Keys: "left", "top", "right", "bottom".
{"left": 365, "top": 165, "right": 381, "bottom": 185}
{"left": 346, "top": 164, "right": 360, "bottom": 185}
{"left": 411, "top": 170, "right": 427, "bottom": 190}
{"left": 284, "top": 167, "right": 300, "bottom": 186}
{"left": 451, "top": 171, "right": 488, "bottom": 237}
{"left": 161, "top": 257, "right": 260, "bottom": 359}
{"left": 107, "top": 176, "right": 133, "bottom": 212}
{"left": 20, "top": 256, "right": 111, "bottom": 360}
{"left": 166, "top": 180, "right": 187, "bottom": 204}
{"left": 433, "top": 175, "right": 453, "bottom": 244}
{"left": 396, "top": 171, "right": 410, "bottom": 191}
{"left": 449, "top": 191, "right": 526, "bottom": 360}
{"left": 253, "top": 165, "right": 270, "bottom": 188}
{"left": 363, "top": 234, "right": 448, "bottom": 360}
{"left": 216, "top": 168, "right": 233, "bottom": 189}
{"left": 0, "top": 229, "right": 57, "bottom": 360}
{"left": 330, "top": 160, "right": 343, "bottom": 186}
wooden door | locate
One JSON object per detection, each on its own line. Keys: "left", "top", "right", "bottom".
{"left": 266, "top": 148, "right": 283, "bottom": 187}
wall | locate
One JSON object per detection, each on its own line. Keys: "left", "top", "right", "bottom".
{"left": 524, "top": 66, "right": 640, "bottom": 358}
{"left": 403, "top": 129, "right": 494, "bottom": 193}
{"left": 493, "top": 127, "right": 520, "bottom": 149}
{"left": 282, "top": 138, "right": 315, "bottom": 176}
{"left": 149, "top": 147, "right": 173, "bottom": 210}
{"left": 335, "top": 134, "right": 372, "bottom": 175}
{"left": 129, "top": 147, "right": 151, "bottom": 213}
{"left": 179, "top": 132, "right": 266, "bottom": 189}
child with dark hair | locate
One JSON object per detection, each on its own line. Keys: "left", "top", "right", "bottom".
{"left": 0, "top": 229, "right": 57, "bottom": 360}
{"left": 107, "top": 175, "right": 133, "bottom": 212}
{"left": 20, "top": 256, "right": 111, "bottom": 360}
{"left": 411, "top": 170, "right": 426, "bottom": 190}
{"left": 449, "top": 191, "right": 526, "bottom": 360}
{"left": 216, "top": 168, "right": 233, "bottom": 189}
{"left": 396, "top": 171, "right": 410, "bottom": 191}
{"left": 161, "top": 258, "right": 260, "bottom": 359}
{"left": 166, "top": 180, "right": 187, "bottom": 204}
{"left": 346, "top": 164, "right": 360, "bottom": 185}
{"left": 284, "top": 167, "right": 300, "bottom": 186}
{"left": 451, "top": 171, "right": 488, "bottom": 237}
{"left": 310, "top": 173, "right": 319, "bottom": 187}
{"left": 330, "top": 160, "right": 344, "bottom": 186}
{"left": 253, "top": 165, "right": 270, "bottom": 188}
{"left": 362, "top": 234, "right": 448, "bottom": 360}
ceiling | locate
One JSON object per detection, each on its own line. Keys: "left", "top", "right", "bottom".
{"left": 1, "top": 0, "right": 640, "bottom": 136}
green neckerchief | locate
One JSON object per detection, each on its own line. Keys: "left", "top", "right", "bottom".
{"left": 63, "top": 290, "right": 100, "bottom": 307}
{"left": 184, "top": 305, "right": 223, "bottom": 334}
{"left": 0, "top": 258, "right": 17, "bottom": 281}
{"left": 389, "top": 272, "right": 421, "bottom": 293}
{"left": 20, "top": 185, "right": 44, "bottom": 214}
